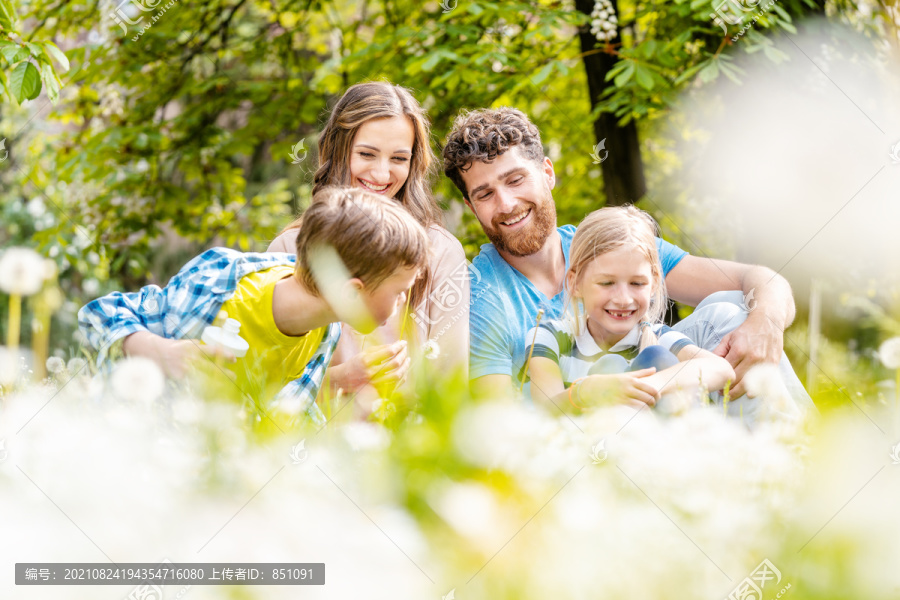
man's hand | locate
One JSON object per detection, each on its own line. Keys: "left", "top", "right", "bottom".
{"left": 713, "top": 314, "right": 783, "bottom": 398}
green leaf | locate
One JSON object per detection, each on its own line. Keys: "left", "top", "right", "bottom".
{"left": 0, "top": 69, "right": 8, "bottom": 100}
{"left": 0, "top": 42, "right": 28, "bottom": 64}
{"left": 530, "top": 62, "right": 554, "bottom": 86}
{"left": 698, "top": 61, "right": 719, "bottom": 83}
{"left": 613, "top": 62, "right": 635, "bottom": 87}
{"left": 422, "top": 52, "right": 442, "bottom": 72}
{"left": 0, "top": 0, "right": 17, "bottom": 32}
{"left": 10, "top": 60, "right": 41, "bottom": 103}
{"left": 24, "top": 41, "right": 44, "bottom": 58}
{"left": 41, "top": 41, "right": 69, "bottom": 71}
{"left": 40, "top": 62, "right": 60, "bottom": 103}
{"left": 635, "top": 65, "right": 655, "bottom": 91}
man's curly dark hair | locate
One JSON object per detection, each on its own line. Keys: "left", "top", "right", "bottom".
{"left": 442, "top": 107, "right": 545, "bottom": 200}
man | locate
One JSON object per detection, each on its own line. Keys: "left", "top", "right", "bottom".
{"left": 442, "top": 107, "right": 811, "bottom": 416}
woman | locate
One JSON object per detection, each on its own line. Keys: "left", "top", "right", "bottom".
{"left": 268, "top": 82, "right": 469, "bottom": 404}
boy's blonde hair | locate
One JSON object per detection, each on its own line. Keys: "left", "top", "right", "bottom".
{"left": 567, "top": 206, "right": 668, "bottom": 350}
{"left": 295, "top": 186, "right": 429, "bottom": 295}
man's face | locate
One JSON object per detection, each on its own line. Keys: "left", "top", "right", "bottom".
{"left": 460, "top": 146, "right": 558, "bottom": 257}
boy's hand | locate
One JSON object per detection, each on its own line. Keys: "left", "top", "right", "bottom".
{"left": 330, "top": 341, "right": 410, "bottom": 394}
{"left": 123, "top": 332, "right": 236, "bottom": 379}
{"left": 580, "top": 369, "right": 660, "bottom": 408}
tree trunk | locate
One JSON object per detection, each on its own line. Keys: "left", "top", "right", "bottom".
{"left": 574, "top": 0, "right": 646, "bottom": 206}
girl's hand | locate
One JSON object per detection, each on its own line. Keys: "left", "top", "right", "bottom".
{"left": 579, "top": 368, "right": 660, "bottom": 408}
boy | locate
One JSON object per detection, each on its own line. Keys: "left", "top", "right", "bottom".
{"left": 78, "top": 187, "right": 428, "bottom": 425}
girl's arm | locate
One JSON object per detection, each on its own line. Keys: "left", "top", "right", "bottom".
{"left": 642, "top": 345, "right": 735, "bottom": 396}
{"left": 529, "top": 356, "right": 660, "bottom": 411}
{"left": 528, "top": 356, "right": 575, "bottom": 413}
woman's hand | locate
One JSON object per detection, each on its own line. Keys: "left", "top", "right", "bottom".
{"left": 578, "top": 368, "right": 660, "bottom": 408}
{"left": 328, "top": 341, "right": 410, "bottom": 394}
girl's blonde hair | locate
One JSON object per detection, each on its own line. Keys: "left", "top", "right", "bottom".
{"left": 566, "top": 206, "right": 668, "bottom": 350}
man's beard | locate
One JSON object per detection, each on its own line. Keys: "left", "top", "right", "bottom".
{"left": 481, "top": 191, "right": 557, "bottom": 257}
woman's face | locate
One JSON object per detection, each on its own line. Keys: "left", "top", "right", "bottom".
{"left": 348, "top": 115, "right": 415, "bottom": 199}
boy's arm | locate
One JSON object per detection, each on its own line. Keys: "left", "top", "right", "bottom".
{"left": 78, "top": 287, "right": 166, "bottom": 365}
{"left": 273, "top": 323, "right": 342, "bottom": 426}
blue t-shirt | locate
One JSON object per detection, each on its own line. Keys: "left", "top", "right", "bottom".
{"left": 468, "top": 225, "right": 688, "bottom": 391}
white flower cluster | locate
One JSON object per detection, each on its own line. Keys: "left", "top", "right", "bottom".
{"left": 590, "top": 0, "right": 618, "bottom": 42}
{"left": 0, "top": 248, "right": 56, "bottom": 296}
{"left": 99, "top": 84, "right": 125, "bottom": 118}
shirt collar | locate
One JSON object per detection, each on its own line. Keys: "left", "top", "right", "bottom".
{"left": 574, "top": 322, "right": 641, "bottom": 355}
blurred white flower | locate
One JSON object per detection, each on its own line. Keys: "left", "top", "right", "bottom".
{"left": 878, "top": 337, "right": 900, "bottom": 370}
{"left": 0, "top": 247, "right": 45, "bottom": 295}
{"left": 342, "top": 422, "right": 390, "bottom": 452}
{"left": 110, "top": 357, "right": 165, "bottom": 405}
{"left": 423, "top": 340, "right": 440, "bottom": 360}
{"left": 66, "top": 357, "right": 88, "bottom": 374}
{"left": 45, "top": 357, "right": 66, "bottom": 375}
{"left": 590, "top": 0, "right": 618, "bottom": 41}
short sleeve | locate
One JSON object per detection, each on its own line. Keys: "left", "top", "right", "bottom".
{"left": 526, "top": 324, "right": 562, "bottom": 364}
{"left": 653, "top": 324, "right": 694, "bottom": 356}
{"left": 267, "top": 228, "right": 299, "bottom": 254}
{"left": 468, "top": 281, "right": 514, "bottom": 380}
{"left": 656, "top": 237, "right": 688, "bottom": 276}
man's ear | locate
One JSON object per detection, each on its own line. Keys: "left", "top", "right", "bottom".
{"left": 542, "top": 157, "right": 557, "bottom": 190}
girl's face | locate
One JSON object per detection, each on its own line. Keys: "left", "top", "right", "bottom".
{"left": 572, "top": 246, "right": 655, "bottom": 350}
{"left": 348, "top": 116, "right": 415, "bottom": 200}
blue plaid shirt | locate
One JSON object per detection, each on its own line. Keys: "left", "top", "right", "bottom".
{"left": 78, "top": 248, "right": 341, "bottom": 425}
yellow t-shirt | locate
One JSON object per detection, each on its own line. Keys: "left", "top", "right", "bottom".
{"left": 219, "top": 266, "right": 327, "bottom": 402}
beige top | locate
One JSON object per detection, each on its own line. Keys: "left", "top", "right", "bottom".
{"left": 267, "top": 223, "right": 469, "bottom": 378}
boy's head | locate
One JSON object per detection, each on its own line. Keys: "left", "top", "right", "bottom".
{"left": 295, "top": 186, "right": 429, "bottom": 332}
{"left": 442, "top": 107, "right": 557, "bottom": 257}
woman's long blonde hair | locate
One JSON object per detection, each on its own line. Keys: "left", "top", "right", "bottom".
{"left": 566, "top": 206, "right": 668, "bottom": 350}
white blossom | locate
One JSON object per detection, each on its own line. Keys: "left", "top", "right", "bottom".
{"left": 66, "top": 357, "right": 88, "bottom": 374}
{"left": 45, "top": 357, "right": 66, "bottom": 375}
{"left": 590, "top": 0, "right": 618, "bottom": 42}
{"left": 878, "top": 337, "right": 900, "bottom": 370}
{"left": 110, "top": 356, "right": 165, "bottom": 406}
{"left": 0, "top": 247, "right": 45, "bottom": 295}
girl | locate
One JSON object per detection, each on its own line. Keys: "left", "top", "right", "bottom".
{"left": 268, "top": 82, "right": 469, "bottom": 403}
{"left": 525, "top": 206, "right": 734, "bottom": 411}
